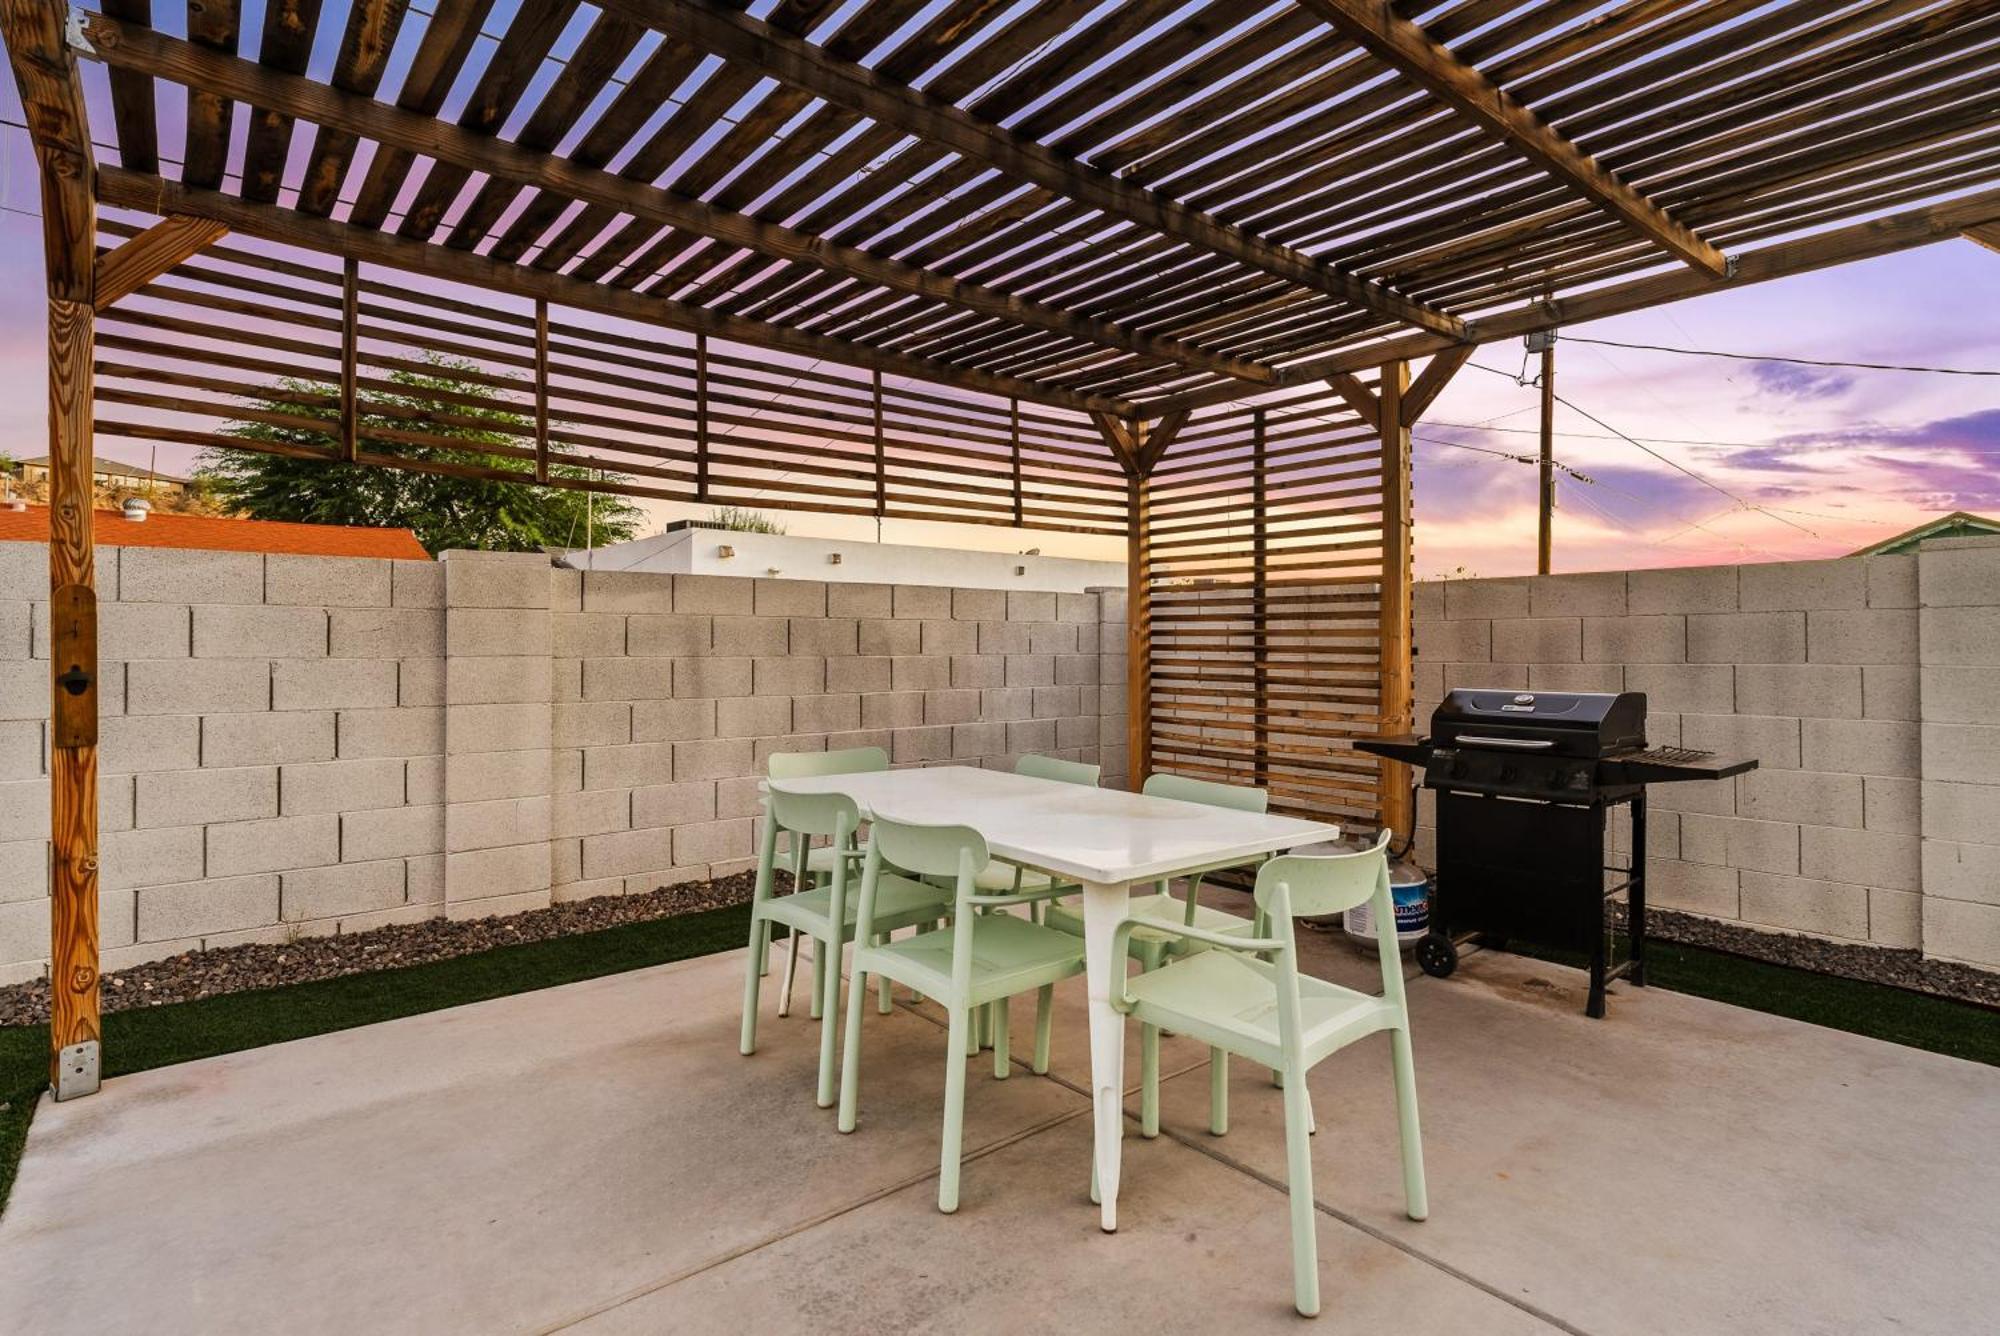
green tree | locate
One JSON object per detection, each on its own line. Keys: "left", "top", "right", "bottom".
{"left": 707, "top": 505, "right": 785, "bottom": 534}
{"left": 197, "top": 356, "right": 641, "bottom": 553}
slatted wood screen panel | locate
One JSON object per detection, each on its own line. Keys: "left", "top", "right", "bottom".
{"left": 89, "top": 223, "right": 1124, "bottom": 533}
{"left": 1143, "top": 387, "right": 1388, "bottom": 832}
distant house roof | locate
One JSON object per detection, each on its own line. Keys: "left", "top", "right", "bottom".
{"left": 0, "top": 505, "right": 429, "bottom": 560}
{"left": 11, "top": 455, "right": 190, "bottom": 485}
{"left": 1850, "top": 511, "right": 2000, "bottom": 556}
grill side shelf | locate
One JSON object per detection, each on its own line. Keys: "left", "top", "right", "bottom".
{"left": 1598, "top": 754, "right": 1758, "bottom": 785}
{"left": 1353, "top": 736, "right": 1431, "bottom": 768}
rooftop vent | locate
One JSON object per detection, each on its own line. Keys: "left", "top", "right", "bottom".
{"left": 121, "top": 497, "right": 150, "bottom": 522}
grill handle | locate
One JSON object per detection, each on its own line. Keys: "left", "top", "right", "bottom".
{"left": 1454, "top": 734, "right": 1556, "bottom": 750}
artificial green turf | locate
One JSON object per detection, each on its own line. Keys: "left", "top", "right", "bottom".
{"left": 2, "top": 902, "right": 1994, "bottom": 1220}
{"left": 0, "top": 901, "right": 755, "bottom": 1216}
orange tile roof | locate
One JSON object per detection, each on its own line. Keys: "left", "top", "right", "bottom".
{"left": 0, "top": 505, "right": 430, "bottom": 560}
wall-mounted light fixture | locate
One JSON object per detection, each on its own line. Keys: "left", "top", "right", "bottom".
{"left": 827, "top": 552, "right": 843, "bottom": 565}
{"left": 716, "top": 544, "right": 735, "bottom": 559}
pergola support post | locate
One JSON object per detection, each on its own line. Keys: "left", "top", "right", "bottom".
{"left": 6, "top": 0, "right": 103, "bottom": 1098}
{"left": 1377, "top": 360, "right": 1415, "bottom": 843}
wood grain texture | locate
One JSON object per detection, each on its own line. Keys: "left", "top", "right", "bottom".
{"left": 48, "top": 745, "right": 101, "bottom": 1082}
{"left": 1968, "top": 223, "right": 2000, "bottom": 254}
{"left": 1375, "top": 360, "right": 1414, "bottom": 843}
{"left": 93, "top": 214, "right": 228, "bottom": 309}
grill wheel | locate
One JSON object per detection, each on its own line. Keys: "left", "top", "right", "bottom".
{"left": 1416, "top": 932, "right": 1458, "bottom": 978}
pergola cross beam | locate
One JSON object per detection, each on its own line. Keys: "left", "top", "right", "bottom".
{"left": 1296, "top": 0, "right": 1728, "bottom": 278}
{"left": 611, "top": 0, "right": 1470, "bottom": 343}
{"left": 1968, "top": 223, "right": 2000, "bottom": 254}
{"left": 93, "top": 212, "right": 227, "bottom": 310}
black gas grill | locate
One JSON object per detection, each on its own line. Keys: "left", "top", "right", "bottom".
{"left": 1357, "top": 689, "right": 1756, "bottom": 1017}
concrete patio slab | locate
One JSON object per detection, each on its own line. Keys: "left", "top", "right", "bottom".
{"left": 1, "top": 929, "right": 1994, "bottom": 1335}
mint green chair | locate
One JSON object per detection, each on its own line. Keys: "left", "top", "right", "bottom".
{"left": 1112, "top": 830, "right": 1426, "bottom": 1317}
{"left": 837, "top": 813, "right": 1086, "bottom": 1213}
{"left": 766, "top": 746, "right": 887, "bottom": 1019}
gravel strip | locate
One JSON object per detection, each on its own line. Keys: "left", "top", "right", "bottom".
{"left": 0, "top": 871, "right": 786, "bottom": 1030}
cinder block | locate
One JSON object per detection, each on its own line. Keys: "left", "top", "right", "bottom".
{"left": 1863, "top": 775, "right": 1920, "bottom": 835}
{"left": 445, "top": 844, "right": 551, "bottom": 904}
{"left": 1416, "top": 619, "right": 1489, "bottom": 663}
{"left": 860, "top": 618, "right": 922, "bottom": 656}
{"left": 336, "top": 706, "right": 445, "bottom": 759}
{"left": 1800, "top": 825, "right": 1920, "bottom": 892}
{"left": 752, "top": 579, "right": 826, "bottom": 618}
{"left": 448, "top": 794, "right": 552, "bottom": 854}
{"left": 550, "top": 568, "right": 582, "bottom": 614}
{"left": 953, "top": 588, "right": 1006, "bottom": 621}
{"left": 444, "top": 656, "right": 551, "bottom": 707}
{"left": 581, "top": 570, "right": 675, "bottom": 615}
{"left": 829, "top": 583, "right": 892, "bottom": 619}
{"left": 793, "top": 618, "right": 859, "bottom": 656}
{"left": 136, "top": 873, "right": 280, "bottom": 940}
{"left": 713, "top": 775, "right": 763, "bottom": 820}
{"left": 127, "top": 659, "right": 269, "bottom": 715}
{"left": 447, "top": 607, "right": 551, "bottom": 658}
{"left": 1923, "top": 896, "right": 2000, "bottom": 968}
{"left": 341, "top": 804, "right": 445, "bottom": 861}
{"left": 0, "top": 838, "right": 44, "bottom": 903}
{"left": 948, "top": 654, "right": 1005, "bottom": 691}
{"left": 1918, "top": 541, "right": 2000, "bottom": 608}
{"left": 0, "top": 601, "right": 26, "bottom": 659}
{"left": 1922, "top": 606, "right": 2000, "bottom": 667}
{"left": 33, "top": 601, "right": 191, "bottom": 661}
{"left": 441, "top": 551, "right": 551, "bottom": 609}
{"left": 1861, "top": 665, "right": 1919, "bottom": 721}
{"left": 1921, "top": 840, "right": 2000, "bottom": 906}
{"left": 1678, "top": 815, "right": 1800, "bottom": 876}
{"left": 1054, "top": 655, "right": 1096, "bottom": 688}
{"left": 792, "top": 694, "right": 860, "bottom": 734}
{"left": 1868, "top": 888, "right": 1921, "bottom": 948}
{"left": 1056, "top": 715, "right": 1096, "bottom": 749}
{"left": 329, "top": 608, "right": 444, "bottom": 659}
{"left": 1919, "top": 781, "right": 2000, "bottom": 844}
{"left": 554, "top": 612, "right": 627, "bottom": 658}
{"left": 863, "top": 692, "right": 925, "bottom": 729}
{"left": 674, "top": 736, "right": 754, "bottom": 783}
{"left": 272, "top": 658, "right": 399, "bottom": 711}
{"left": 1006, "top": 719, "right": 1057, "bottom": 755}
{"left": 0, "top": 662, "right": 45, "bottom": 721}
{"left": 1739, "top": 871, "right": 1869, "bottom": 939}
{"left": 265, "top": 554, "right": 393, "bottom": 608}
{"left": 1916, "top": 666, "right": 2000, "bottom": 725}
{"left": 1805, "top": 608, "right": 1917, "bottom": 665}
{"left": 282, "top": 859, "right": 405, "bottom": 921}
{"left": 192, "top": 605, "right": 327, "bottom": 659}
{"left": 554, "top": 700, "right": 632, "bottom": 750}
{"left": 1651, "top": 768, "right": 1735, "bottom": 816}
{"left": 1921, "top": 722, "right": 2000, "bottom": 785}
{"left": 1029, "top": 623, "right": 1079, "bottom": 657}
{"left": 1733, "top": 663, "right": 1861, "bottom": 718}
{"left": 953, "top": 721, "right": 1008, "bottom": 757}
{"left": 1006, "top": 590, "right": 1056, "bottom": 622}
{"left": 754, "top": 656, "right": 824, "bottom": 696}
{"left": 675, "top": 574, "right": 755, "bottom": 617}
{"left": 670, "top": 818, "right": 754, "bottom": 868}
{"left": 583, "top": 657, "right": 674, "bottom": 703}
{"left": 447, "top": 703, "right": 551, "bottom": 755}
{"left": 201, "top": 710, "right": 336, "bottom": 767}
{"left": 1528, "top": 572, "right": 1626, "bottom": 618}
{"left": 205, "top": 813, "right": 339, "bottom": 876}
{"left": 1623, "top": 663, "right": 1733, "bottom": 714}
{"left": 1527, "top": 663, "right": 1622, "bottom": 693}
{"left": 581, "top": 824, "right": 675, "bottom": 880}
{"left": 1736, "top": 768, "right": 1863, "bottom": 828}
{"left": 99, "top": 715, "right": 200, "bottom": 774}
{"left": 827, "top": 657, "right": 891, "bottom": 694}
{"left": 1628, "top": 565, "right": 1737, "bottom": 615}
{"left": 631, "top": 781, "right": 715, "bottom": 829}
{"left": 120, "top": 547, "right": 264, "bottom": 604}
{"left": 706, "top": 616, "right": 784, "bottom": 656}
{"left": 100, "top": 825, "right": 204, "bottom": 891}
{"left": 1032, "top": 686, "right": 1082, "bottom": 719}
{"left": 978, "top": 620, "right": 1031, "bottom": 655}
{"left": 398, "top": 658, "right": 444, "bottom": 707}
{"left": 1644, "top": 859, "right": 1739, "bottom": 919}
{"left": 136, "top": 764, "right": 276, "bottom": 829}
{"left": 1056, "top": 593, "right": 1096, "bottom": 625}
{"left": 1682, "top": 714, "right": 1800, "bottom": 768}
{"left": 925, "top": 689, "right": 981, "bottom": 726}
{"left": 1739, "top": 559, "right": 1866, "bottom": 612}
{"left": 717, "top": 695, "right": 793, "bottom": 738}
{"left": 1005, "top": 655, "right": 1055, "bottom": 688}
{"left": 1491, "top": 618, "right": 1581, "bottom": 664}
{"left": 1444, "top": 578, "right": 1529, "bottom": 620}
{"left": 0, "top": 721, "right": 40, "bottom": 782}
{"left": 671, "top": 656, "right": 752, "bottom": 699}
{"left": 280, "top": 757, "right": 409, "bottom": 816}
{"left": 552, "top": 786, "right": 630, "bottom": 841}
{"left": 1094, "top": 588, "right": 1128, "bottom": 624}
{"left": 893, "top": 725, "right": 953, "bottom": 764}
{"left": 407, "top": 753, "right": 444, "bottom": 804}
{"left": 582, "top": 741, "right": 675, "bottom": 791}
{"left": 392, "top": 560, "right": 445, "bottom": 608}
{"left": 630, "top": 698, "right": 716, "bottom": 743}
{"left": 1688, "top": 611, "right": 1805, "bottom": 665}
{"left": 1865, "top": 555, "right": 1918, "bottom": 608}
{"left": 1800, "top": 717, "right": 1919, "bottom": 777}
{"left": 920, "top": 619, "right": 976, "bottom": 656}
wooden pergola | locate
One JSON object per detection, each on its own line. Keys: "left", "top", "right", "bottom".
{"left": 7, "top": 0, "right": 1999, "bottom": 1096}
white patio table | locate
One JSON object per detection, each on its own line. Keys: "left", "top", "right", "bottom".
{"left": 764, "top": 764, "right": 1338, "bottom": 1230}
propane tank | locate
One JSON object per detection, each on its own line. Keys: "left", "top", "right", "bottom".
{"left": 1344, "top": 858, "right": 1431, "bottom": 952}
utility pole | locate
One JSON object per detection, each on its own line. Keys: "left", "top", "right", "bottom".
{"left": 1530, "top": 330, "right": 1556, "bottom": 574}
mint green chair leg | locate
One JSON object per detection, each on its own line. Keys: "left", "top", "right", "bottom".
{"left": 1140, "top": 1024, "right": 1160, "bottom": 1138}
{"left": 1392, "top": 1028, "right": 1429, "bottom": 1220}
{"left": 1281, "top": 1049, "right": 1321, "bottom": 1318}
{"left": 940, "top": 1006, "right": 970, "bottom": 1214}
{"left": 816, "top": 937, "right": 843, "bottom": 1109}
{"left": 837, "top": 961, "right": 868, "bottom": 1133}
{"left": 1032, "top": 984, "right": 1054, "bottom": 1074}
{"left": 991, "top": 996, "right": 1011, "bottom": 1079}
{"left": 1209, "top": 1048, "right": 1228, "bottom": 1135}
{"left": 875, "top": 932, "right": 892, "bottom": 1014}
{"left": 739, "top": 813, "right": 781, "bottom": 1056}
{"left": 808, "top": 937, "right": 826, "bottom": 1021}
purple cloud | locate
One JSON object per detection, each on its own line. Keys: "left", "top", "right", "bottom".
{"left": 1748, "top": 360, "right": 1855, "bottom": 401}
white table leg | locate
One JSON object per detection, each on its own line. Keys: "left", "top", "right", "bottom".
{"left": 1079, "top": 878, "right": 1128, "bottom": 1232}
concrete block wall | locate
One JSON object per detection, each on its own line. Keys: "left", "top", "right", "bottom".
{"left": 1413, "top": 546, "right": 2000, "bottom": 971}
{"left": 0, "top": 548, "right": 1123, "bottom": 982}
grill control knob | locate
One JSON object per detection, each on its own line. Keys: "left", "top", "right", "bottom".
{"left": 1498, "top": 763, "right": 1517, "bottom": 783}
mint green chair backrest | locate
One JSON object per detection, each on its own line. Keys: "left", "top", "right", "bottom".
{"left": 1016, "top": 754, "right": 1100, "bottom": 787}
{"left": 1143, "top": 771, "right": 1269, "bottom": 814}
{"left": 769, "top": 745, "right": 888, "bottom": 780}
{"left": 1254, "top": 829, "right": 1392, "bottom": 920}
{"left": 868, "top": 812, "right": 988, "bottom": 882}
{"left": 768, "top": 786, "right": 860, "bottom": 840}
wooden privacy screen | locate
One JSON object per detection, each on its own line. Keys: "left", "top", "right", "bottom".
{"left": 1142, "top": 384, "right": 1388, "bottom": 832}
{"left": 89, "top": 220, "right": 1126, "bottom": 537}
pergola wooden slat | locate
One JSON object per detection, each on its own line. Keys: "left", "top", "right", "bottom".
{"left": 6, "top": 0, "right": 2000, "bottom": 1096}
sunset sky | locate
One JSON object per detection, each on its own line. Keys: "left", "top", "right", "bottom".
{"left": 4, "top": 49, "right": 1998, "bottom": 580}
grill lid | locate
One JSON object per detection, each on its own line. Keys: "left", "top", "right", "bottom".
{"left": 1430, "top": 689, "right": 1646, "bottom": 757}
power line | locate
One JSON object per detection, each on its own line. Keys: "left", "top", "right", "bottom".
{"left": 1562, "top": 335, "right": 2000, "bottom": 378}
